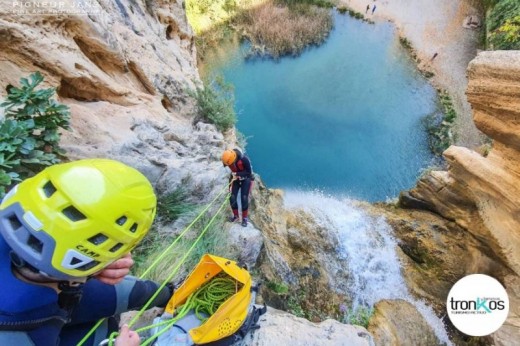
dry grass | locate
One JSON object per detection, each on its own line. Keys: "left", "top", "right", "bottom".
{"left": 234, "top": 1, "right": 333, "bottom": 57}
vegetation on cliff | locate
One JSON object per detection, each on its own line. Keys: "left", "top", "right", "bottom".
{"left": 424, "top": 91, "right": 457, "bottom": 156}
{"left": 190, "top": 77, "right": 237, "bottom": 132}
{"left": 133, "top": 187, "right": 231, "bottom": 281}
{"left": 482, "top": 0, "right": 520, "bottom": 50}
{"left": 0, "top": 72, "right": 70, "bottom": 196}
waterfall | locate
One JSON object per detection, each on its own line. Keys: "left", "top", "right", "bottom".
{"left": 284, "top": 190, "right": 452, "bottom": 345}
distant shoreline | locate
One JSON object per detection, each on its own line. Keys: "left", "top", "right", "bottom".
{"left": 339, "top": 0, "right": 485, "bottom": 149}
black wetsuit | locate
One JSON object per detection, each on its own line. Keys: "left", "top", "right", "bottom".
{"left": 228, "top": 150, "right": 254, "bottom": 219}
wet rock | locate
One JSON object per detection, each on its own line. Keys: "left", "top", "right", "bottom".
{"left": 367, "top": 299, "right": 442, "bottom": 346}
{"left": 250, "top": 179, "right": 350, "bottom": 317}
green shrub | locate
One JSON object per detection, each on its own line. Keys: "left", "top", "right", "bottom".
{"left": 399, "top": 37, "right": 413, "bottom": 50}
{"left": 487, "top": 0, "right": 520, "bottom": 50}
{"left": 341, "top": 305, "right": 374, "bottom": 328}
{"left": 276, "top": 0, "right": 335, "bottom": 8}
{"left": 267, "top": 280, "right": 289, "bottom": 294}
{"left": 287, "top": 293, "right": 306, "bottom": 317}
{"left": 191, "top": 76, "right": 236, "bottom": 132}
{"left": 337, "top": 6, "right": 348, "bottom": 14}
{"left": 157, "top": 186, "right": 196, "bottom": 223}
{"left": 0, "top": 72, "right": 70, "bottom": 196}
{"left": 422, "top": 71, "right": 435, "bottom": 79}
{"left": 133, "top": 209, "right": 232, "bottom": 282}
{"left": 423, "top": 91, "right": 457, "bottom": 155}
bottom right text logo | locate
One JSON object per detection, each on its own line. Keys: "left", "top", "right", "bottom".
{"left": 447, "top": 274, "right": 509, "bottom": 336}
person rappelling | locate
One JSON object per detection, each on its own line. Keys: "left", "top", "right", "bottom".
{"left": 221, "top": 149, "right": 254, "bottom": 227}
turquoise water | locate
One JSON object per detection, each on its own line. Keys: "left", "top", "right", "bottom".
{"left": 205, "top": 12, "right": 437, "bottom": 202}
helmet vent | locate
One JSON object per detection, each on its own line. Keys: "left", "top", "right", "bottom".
{"left": 42, "top": 181, "right": 57, "bottom": 198}
{"left": 27, "top": 235, "right": 43, "bottom": 254}
{"left": 7, "top": 215, "right": 23, "bottom": 231}
{"left": 109, "top": 243, "right": 124, "bottom": 253}
{"left": 77, "top": 260, "right": 100, "bottom": 271}
{"left": 116, "top": 216, "right": 127, "bottom": 226}
{"left": 62, "top": 206, "right": 86, "bottom": 222}
{"left": 88, "top": 233, "right": 108, "bottom": 245}
{"left": 129, "top": 223, "right": 138, "bottom": 233}
{"left": 70, "top": 256, "right": 83, "bottom": 266}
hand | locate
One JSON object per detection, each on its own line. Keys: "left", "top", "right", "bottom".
{"left": 115, "top": 324, "right": 140, "bottom": 346}
{"left": 95, "top": 253, "right": 134, "bottom": 285}
{"left": 231, "top": 172, "right": 238, "bottom": 181}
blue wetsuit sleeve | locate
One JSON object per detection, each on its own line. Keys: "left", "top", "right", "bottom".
{"left": 68, "top": 276, "right": 171, "bottom": 325}
{"left": 0, "top": 331, "right": 37, "bottom": 345}
{"left": 236, "top": 157, "right": 252, "bottom": 178}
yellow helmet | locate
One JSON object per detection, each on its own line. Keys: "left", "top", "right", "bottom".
{"left": 221, "top": 149, "right": 237, "bottom": 166}
{"left": 0, "top": 159, "right": 156, "bottom": 280}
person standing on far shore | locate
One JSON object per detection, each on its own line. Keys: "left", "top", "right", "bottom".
{"left": 431, "top": 52, "right": 439, "bottom": 61}
{"left": 366, "top": 4, "right": 370, "bottom": 13}
{"left": 372, "top": 4, "right": 377, "bottom": 14}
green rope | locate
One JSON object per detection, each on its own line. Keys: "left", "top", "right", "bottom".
{"left": 107, "top": 274, "right": 237, "bottom": 346}
{"left": 128, "top": 196, "right": 229, "bottom": 328}
{"left": 77, "top": 183, "right": 231, "bottom": 346}
{"left": 138, "top": 184, "right": 231, "bottom": 279}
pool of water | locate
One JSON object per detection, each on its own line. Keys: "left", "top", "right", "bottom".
{"left": 204, "top": 11, "right": 438, "bottom": 201}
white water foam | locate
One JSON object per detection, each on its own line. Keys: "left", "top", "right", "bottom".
{"left": 284, "top": 189, "right": 452, "bottom": 345}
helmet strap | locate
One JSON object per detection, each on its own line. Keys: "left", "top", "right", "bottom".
{"left": 57, "top": 281, "right": 84, "bottom": 315}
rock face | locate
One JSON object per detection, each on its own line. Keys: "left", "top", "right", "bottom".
{"left": 404, "top": 51, "right": 520, "bottom": 277}
{"left": 367, "top": 299, "right": 442, "bottom": 346}
{"left": 227, "top": 222, "right": 263, "bottom": 270}
{"left": 366, "top": 204, "right": 510, "bottom": 313}
{"left": 400, "top": 51, "right": 520, "bottom": 344}
{"left": 0, "top": 0, "right": 230, "bottom": 196}
{"left": 251, "top": 307, "right": 373, "bottom": 346}
{"left": 250, "top": 181, "right": 351, "bottom": 318}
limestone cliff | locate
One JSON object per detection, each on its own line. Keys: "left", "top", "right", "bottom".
{"left": 399, "top": 51, "right": 520, "bottom": 344}
{"left": 402, "top": 51, "right": 520, "bottom": 276}
{"left": 0, "top": 0, "right": 229, "bottom": 195}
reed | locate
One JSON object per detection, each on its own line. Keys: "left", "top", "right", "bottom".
{"left": 234, "top": 1, "right": 333, "bottom": 57}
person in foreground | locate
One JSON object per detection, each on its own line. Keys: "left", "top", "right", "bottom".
{"left": 0, "top": 159, "right": 173, "bottom": 345}
{"left": 221, "top": 149, "right": 254, "bottom": 227}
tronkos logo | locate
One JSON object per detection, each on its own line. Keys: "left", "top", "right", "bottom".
{"left": 449, "top": 297, "right": 506, "bottom": 314}
{"left": 447, "top": 274, "right": 509, "bottom": 336}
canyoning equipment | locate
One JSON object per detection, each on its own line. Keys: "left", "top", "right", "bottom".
{"left": 228, "top": 215, "right": 239, "bottom": 223}
{"left": 0, "top": 159, "right": 157, "bottom": 281}
{"left": 101, "top": 254, "right": 266, "bottom": 346}
{"left": 78, "top": 187, "right": 233, "bottom": 346}
{"left": 221, "top": 150, "right": 237, "bottom": 167}
{"left": 241, "top": 218, "right": 248, "bottom": 228}
{"left": 141, "top": 254, "right": 265, "bottom": 346}
{"left": 163, "top": 254, "right": 257, "bottom": 344}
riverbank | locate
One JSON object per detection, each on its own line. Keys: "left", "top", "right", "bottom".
{"left": 339, "top": 0, "right": 486, "bottom": 149}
